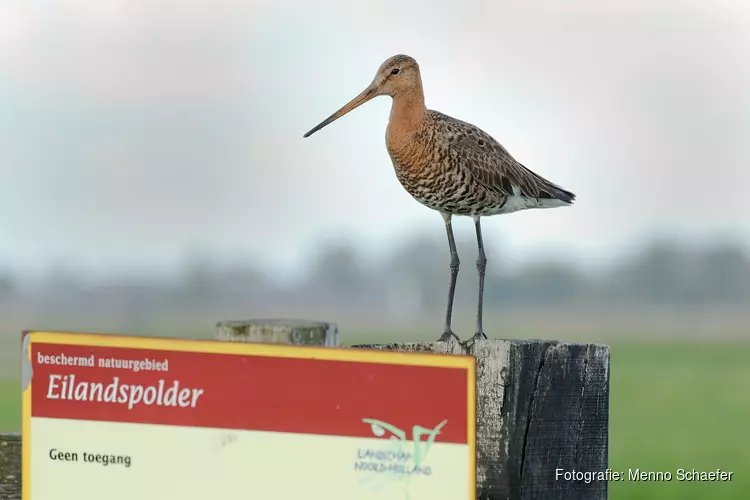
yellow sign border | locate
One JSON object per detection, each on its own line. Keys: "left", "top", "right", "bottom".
{"left": 22, "top": 330, "right": 476, "bottom": 499}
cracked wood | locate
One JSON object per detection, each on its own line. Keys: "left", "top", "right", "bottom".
{"left": 354, "top": 339, "right": 610, "bottom": 500}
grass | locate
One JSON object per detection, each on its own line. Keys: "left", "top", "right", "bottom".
{"left": 0, "top": 378, "right": 20, "bottom": 432}
{"left": 0, "top": 338, "right": 747, "bottom": 499}
{"left": 608, "top": 340, "right": 749, "bottom": 500}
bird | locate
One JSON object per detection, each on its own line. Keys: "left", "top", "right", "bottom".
{"left": 303, "top": 54, "right": 576, "bottom": 342}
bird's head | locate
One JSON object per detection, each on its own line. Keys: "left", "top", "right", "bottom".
{"left": 303, "top": 54, "right": 421, "bottom": 138}
{"left": 372, "top": 54, "right": 421, "bottom": 98}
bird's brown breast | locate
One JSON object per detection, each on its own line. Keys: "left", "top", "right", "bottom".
{"left": 386, "top": 127, "right": 481, "bottom": 214}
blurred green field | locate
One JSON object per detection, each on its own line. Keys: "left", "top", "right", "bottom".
{"left": 0, "top": 338, "right": 747, "bottom": 499}
{"left": 608, "top": 341, "right": 748, "bottom": 500}
{"left": 0, "top": 378, "right": 19, "bottom": 432}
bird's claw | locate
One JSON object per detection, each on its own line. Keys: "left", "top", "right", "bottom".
{"left": 437, "top": 331, "right": 461, "bottom": 342}
{"left": 473, "top": 331, "right": 488, "bottom": 340}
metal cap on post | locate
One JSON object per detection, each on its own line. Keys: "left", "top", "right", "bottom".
{"left": 215, "top": 319, "right": 340, "bottom": 347}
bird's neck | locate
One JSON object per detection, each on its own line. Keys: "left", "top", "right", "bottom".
{"left": 388, "top": 86, "right": 427, "bottom": 133}
{"left": 386, "top": 87, "right": 429, "bottom": 171}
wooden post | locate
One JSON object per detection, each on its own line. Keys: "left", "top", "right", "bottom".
{"left": 215, "top": 319, "right": 339, "bottom": 346}
{"left": 0, "top": 322, "right": 609, "bottom": 500}
{"left": 352, "top": 339, "right": 610, "bottom": 500}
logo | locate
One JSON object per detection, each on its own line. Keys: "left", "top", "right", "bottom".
{"left": 355, "top": 418, "right": 448, "bottom": 498}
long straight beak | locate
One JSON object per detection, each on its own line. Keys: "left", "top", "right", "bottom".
{"left": 303, "top": 85, "right": 378, "bottom": 138}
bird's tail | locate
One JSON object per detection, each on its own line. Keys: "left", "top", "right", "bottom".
{"left": 550, "top": 185, "right": 576, "bottom": 204}
{"left": 519, "top": 163, "right": 576, "bottom": 205}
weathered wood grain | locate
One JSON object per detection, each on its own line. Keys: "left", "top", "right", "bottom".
{"left": 215, "top": 319, "right": 339, "bottom": 346}
{"left": 0, "top": 433, "right": 21, "bottom": 500}
{"left": 353, "top": 339, "right": 610, "bottom": 500}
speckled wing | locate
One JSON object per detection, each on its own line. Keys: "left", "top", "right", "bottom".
{"left": 432, "top": 111, "right": 576, "bottom": 204}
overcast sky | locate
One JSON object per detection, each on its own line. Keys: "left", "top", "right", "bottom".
{"left": 1, "top": 0, "right": 749, "bottom": 280}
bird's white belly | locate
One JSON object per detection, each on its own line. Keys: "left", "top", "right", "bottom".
{"left": 482, "top": 194, "right": 569, "bottom": 216}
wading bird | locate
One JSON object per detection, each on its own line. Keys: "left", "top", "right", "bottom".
{"left": 303, "top": 55, "right": 575, "bottom": 342}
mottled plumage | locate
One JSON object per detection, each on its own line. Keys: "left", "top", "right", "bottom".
{"left": 304, "top": 54, "right": 576, "bottom": 342}
{"left": 389, "top": 109, "right": 575, "bottom": 217}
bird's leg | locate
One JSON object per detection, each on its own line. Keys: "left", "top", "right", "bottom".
{"left": 438, "top": 213, "right": 461, "bottom": 342}
{"left": 473, "top": 216, "right": 488, "bottom": 340}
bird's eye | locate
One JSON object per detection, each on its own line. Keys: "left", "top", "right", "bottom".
{"left": 391, "top": 68, "right": 400, "bottom": 75}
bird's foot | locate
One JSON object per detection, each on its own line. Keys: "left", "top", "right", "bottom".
{"left": 437, "top": 330, "right": 461, "bottom": 342}
{"left": 457, "top": 331, "right": 488, "bottom": 350}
